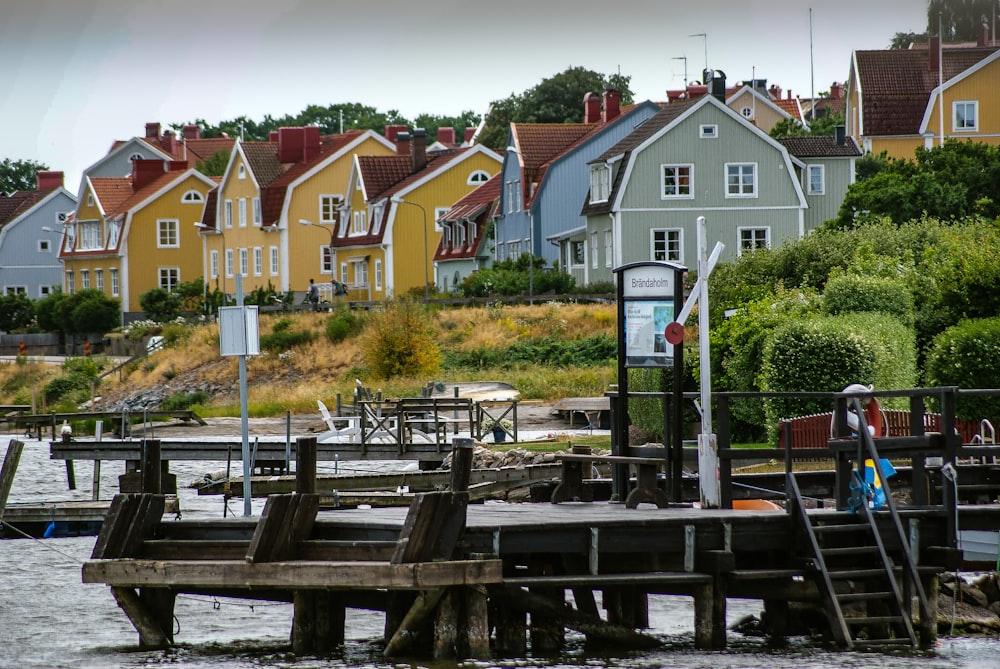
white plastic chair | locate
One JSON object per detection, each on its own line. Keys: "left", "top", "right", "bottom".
{"left": 317, "top": 400, "right": 361, "bottom": 442}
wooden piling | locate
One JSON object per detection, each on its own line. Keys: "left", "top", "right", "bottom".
{"left": 141, "top": 440, "right": 161, "bottom": 494}
{"left": 0, "top": 440, "right": 25, "bottom": 518}
{"left": 296, "top": 437, "right": 317, "bottom": 494}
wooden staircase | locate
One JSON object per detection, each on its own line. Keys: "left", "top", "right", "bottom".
{"left": 786, "top": 398, "right": 932, "bottom": 650}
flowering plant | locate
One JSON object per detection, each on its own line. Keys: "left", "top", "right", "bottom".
{"left": 483, "top": 417, "right": 513, "bottom": 433}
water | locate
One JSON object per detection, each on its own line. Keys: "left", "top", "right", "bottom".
{"left": 3, "top": 436, "right": 999, "bottom": 668}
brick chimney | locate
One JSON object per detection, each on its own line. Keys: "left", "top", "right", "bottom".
{"left": 269, "top": 131, "right": 279, "bottom": 142}
{"left": 36, "top": 171, "right": 63, "bottom": 191}
{"left": 464, "top": 127, "right": 476, "bottom": 144}
{"left": 277, "top": 127, "right": 305, "bottom": 163}
{"left": 396, "top": 131, "right": 411, "bottom": 157}
{"left": 979, "top": 23, "right": 990, "bottom": 47}
{"left": 829, "top": 82, "right": 843, "bottom": 99}
{"left": 303, "top": 126, "right": 320, "bottom": 162}
{"left": 385, "top": 124, "right": 408, "bottom": 143}
{"left": 437, "top": 127, "right": 455, "bottom": 145}
{"left": 145, "top": 122, "right": 160, "bottom": 138}
{"left": 161, "top": 129, "right": 178, "bottom": 154}
{"left": 167, "top": 160, "right": 188, "bottom": 172}
{"left": 929, "top": 35, "right": 940, "bottom": 73}
{"left": 182, "top": 124, "right": 201, "bottom": 140}
{"left": 602, "top": 89, "right": 621, "bottom": 123}
{"left": 132, "top": 158, "right": 165, "bottom": 190}
{"left": 584, "top": 92, "right": 601, "bottom": 123}
{"left": 411, "top": 128, "right": 427, "bottom": 172}
{"left": 768, "top": 84, "right": 782, "bottom": 100}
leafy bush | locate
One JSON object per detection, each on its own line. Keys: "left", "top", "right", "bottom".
{"left": 925, "top": 317, "right": 1000, "bottom": 424}
{"left": 822, "top": 274, "right": 914, "bottom": 326}
{"left": 441, "top": 335, "right": 616, "bottom": 369}
{"left": 259, "top": 326, "right": 314, "bottom": 353}
{"left": 160, "top": 391, "right": 210, "bottom": 411}
{"left": 43, "top": 357, "right": 102, "bottom": 403}
{"left": 325, "top": 309, "right": 363, "bottom": 343}
{"left": 139, "top": 287, "right": 182, "bottom": 322}
{"left": 360, "top": 300, "right": 441, "bottom": 379}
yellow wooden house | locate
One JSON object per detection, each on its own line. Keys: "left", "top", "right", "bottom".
{"left": 334, "top": 129, "right": 501, "bottom": 301}
{"left": 847, "top": 35, "right": 1000, "bottom": 159}
{"left": 195, "top": 128, "right": 396, "bottom": 302}
{"left": 59, "top": 158, "right": 217, "bottom": 319}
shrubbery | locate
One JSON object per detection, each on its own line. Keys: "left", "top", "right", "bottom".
{"left": 361, "top": 300, "right": 441, "bottom": 379}
{"left": 325, "top": 308, "right": 363, "bottom": 343}
{"left": 925, "top": 317, "right": 1000, "bottom": 424}
{"left": 259, "top": 316, "right": 314, "bottom": 353}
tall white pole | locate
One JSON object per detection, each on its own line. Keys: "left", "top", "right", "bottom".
{"left": 938, "top": 12, "right": 944, "bottom": 147}
{"left": 236, "top": 273, "right": 251, "bottom": 517}
{"left": 696, "top": 216, "right": 720, "bottom": 508}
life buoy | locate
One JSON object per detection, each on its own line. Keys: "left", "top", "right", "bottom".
{"left": 865, "top": 397, "right": 885, "bottom": 437}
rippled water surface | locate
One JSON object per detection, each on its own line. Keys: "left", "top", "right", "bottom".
{"left": 3, "top": 436, "right": 999, "bottom": 668}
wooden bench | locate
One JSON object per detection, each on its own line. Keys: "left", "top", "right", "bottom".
{"left": 551, "top": 453, "right": 668, "bottom": 509}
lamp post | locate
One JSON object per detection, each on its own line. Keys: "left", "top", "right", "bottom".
{"left": 506, "top": 145, "right": 533, "bottom": 304}
{"left": 194, "top": 222, "right": 226, "bottom": 308}
{"left": 298, "top": 219, "right": 336, "bottom": 284}
{"left": 389, "top": 197, "right": 430, "bottom": 302}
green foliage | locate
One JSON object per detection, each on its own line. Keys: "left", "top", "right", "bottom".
{"left": 441, "top": 335, "right": 616, "bottom": 369}
{"left": 325, "top": 309, "right": 363, "bottom": 343}
{"left": 361, "top": 300, "right": 441, "bottom": 379}
{"left": 925, "top": 317, "right": 1000, "bottom": 424}
{"left": 43, "top": 356, "right": 102, "bottom": 403}
{"left": 0, "top": 158, "right": 48, "bottom": 193}
{"left": 822, "top": 274, "right": 914, "bottom": 326}
{"left": 70, "top": 290, "right": 120, "bottom": 333}
{"left": 769, "top": 111, "right": 845, "bottom": 139}
{"left": 139, "top": 287, "right": 182, "bottom": 322}
{"left": 160, "top": 391, "right": 210, "bottom": 411}
{"left": 0, "top": 292, "right": 34, "bottom": 332}
{"left": 460, "top": 256, "right": 574, "bottom": 297}
{"left": 259, "top": 322, "right": 314, "bottom": 353}
{"left": 195, "top": 150, "right": 230, "bottom": 176}
{"left": 160, "top": 322, "right": 191, "bottom": 346}
{"left": 760, "top": 313, "right": 916, "bottom": 441}
{"left": 927, "top": 0, "right": 1000, "bottom": 41}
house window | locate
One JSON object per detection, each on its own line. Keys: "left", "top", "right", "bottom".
{"left": 5, "top": 286, "right": 27, "bottom": 295}
{"left": 468, "top": 221, "right": 477, "bottom": 243}
{"left": 40, "top": 285, "right": 52, "bottom": 297}
{"left": 129, "top": 152, "right": 143, "bottom": 162}
{"left": 253, "top": 247, "right": 263, "bottom": 276}
{"left": 210, "top": 250, "right": 219, "bottom": 279}
{"left": 321, "top": 246, "right": 332, "bottom": 274}
{"left": 238, "top": 164, "right": 246, "bottom": 179}
{"left": 740, "top": 107, "right": 754, "bottom": 119}
{"left": 66, "top": 271, "right": 74, "bottom": 294}
{"left": 604, "top": 230, "right": 613, "bottom": 268}
{"left": 455, "top": 223, "right": 465, "bottom": 247}
{"left": 652, "top": 229, "right": 682, "bottom": 262}
{"left": 352, "top": 210, "right": 367, "bottom": 234}
{"left": 38, "top": 240, "right": 50, "bottom": 252}
{"left": 699, "top": 124, "right": 718, "bottom": 139}
{"left": 253, "top": 197, "right": 261, "bottom": 226}
{"left": 807, "top": 164, "right": 825, "bottom": 195}
{"left": 270, "top": 246, "right": 278, "bottom": 276}
{"left": 356, "top": 260, "right": 368, "bottom": 286}
{"left": 238, "top": 198, "right": 247, "bottom": 228}
{"left": 78, "top": 221, "right": 101, "bottom": 250}
{"left": 589, "top": 166, "right": 610, "bottom": 203}
{"left": 590, "top": 232, "right": 599, "bottom": 269}
{"left": 224, "top": 200, "right": 233, "bottom": 229}
{"left": 87, "top": 194, "right": 94, "bottom": 207}
{"left": 570, "top": 240, "right": 585, "bottom": 267}
{"left": 63, "top": 225, "right": 75, "bottom": 252}
{"left": 107, "top": 221, "right": 121, "bottom": 248}
{"left": 954, "top": 100, "right": 978, "bottom": 131}
{"left": 505, "top": 180, "right": 521, "bottom": 212}
{"left": 726, "top": 163, "right": 757, "bottom": 197}
{"left": 435, "top": 207, "right": 448, "bottom": 232}
{"left": 159, "top": 267, "right": 180, "bottom": 291}
{"left": 95, "top": 269, "right": 104, "bottom": 291}
{"left": 738, "top": 227, "right": 770, "bottom": 254}
{"left": 239, "top": 248, "right": 248, "bottom": 276}
{"left": 468, "top": 170, "right": 490, "bottom": 185}
{"left": 157, "top": 219, "right": 179, "bottom": 247}
{"left": 340, "top": 263, "right": 348, "bottom": 284}
{"left": 80, "top": 270, "right": 90, "bottom": 289}
{"left": 181, "top": 190, "right": 204, "bottom": 203}
{"left": 375, "top": 259, "right": 383, "bottom": 291}
{"left": 110, "top": 269, "right": 119, "bottom": 297}
{"left": 662, "top": 164, "right": 693, "bottom": 198}
{"left": 225, "top": 249, "right": 234, "bottom": 277}
{"left": 320, "top": 195, "right": 342, "bottom": 224}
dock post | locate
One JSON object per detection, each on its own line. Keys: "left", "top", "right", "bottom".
{"left": 296, "top": 437, "right": 317, "bottom": 494}
{"left": 492, "top": 591, "right": 527, "bottom": 655}
{"left": 141, "top": 440, "right": 161, "bottom": 494}
{"left": 763, "top": 598, "right": 789, "bottom": 647}
{"left": 918, "top": 573, "right": 940, "bottom": 647}
{"left": 450, "top": 437, "right": 475, "bottom": 492}
{"left": 433, "top": 588, "right": 460, "bottom": 658}
{"left": 0, "top": 440, "right": 25, "bottom": 518}
{"left": 693, "top": 582, "right": 715, "bottom": 649}
{"left": 464, "top": 584, "right": 490, "bottom": 658}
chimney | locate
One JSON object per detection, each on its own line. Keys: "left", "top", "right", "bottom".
{"left": 929, "top": 35, "right": 940, "bottom": 73}
{"left": 979, "top": 23, "right": 989, "bottom": 47}
{"left": 182, "top": 124, "right": 200, "bottom": 140}
{"left": 303, "top": 126, "right": 321, "bottom": 161}
{"left": 768, "top": 84, "right": 782, "bottom": 100}
{"left": 464, "top": 127, "right": 476, "bottom": 144}
{"left": 584, "top": 92, "right": 601, "bottom": 123}
{"left": 709, "top": 70, "right": 727, "bottom": 101}
{"left": 396, "top": 131, "right": 411, "bottom": 157}
{"left": 167, "top": 160, "right": 188, "bottom": 172}
{"left": 602, "top": 89, "right": 621, "bottom": 122}
{"left": 36, "top": 170, "right": 64, "bottom": 191}
{"left": 145, "top": 122, "right": 160, "bottom": 138}
{"left": 269, "top": 131, "right": 279, "bottom": 142}
{"left": 132, "top": 158, "right": 165, "bottom": 190}
{"left": 411, "top": 128, "right": 427, "bottom": 172}
{"left": 787, "top": 89, "right": 793, "bottom": 99}
{"left": 277, "top": 127, "right": 305, "bottom": 163}
{"left": 437, "top": 127, "right": 455, "bottom": 145}
{"left": 829, "top": 82, "right": 843, "bottom": 99}
{"left": 835, "top": 125, "right": 846, "bottom": 147}
{"left": 385, "top": 124, "right": 408, "bottom": 143}
{"left": 161, "top": 129, "right": 178, "bottom": 154}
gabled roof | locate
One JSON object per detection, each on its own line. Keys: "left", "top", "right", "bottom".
{"left": 88, "top": 177, "right": 134, "bottom": 217}
{"left": 778, "top": 135, "right": 862, "bottom": 158}
{"left": 436, "top": 173, "right": 501, "bottom": 261}
{"left": 0, "top": 190, "right": 50, "bottom": 228}
{"left": 854, "top": 45, "right": 1000, "bottom": 136}
{"left": 239, "top": 141, "right": 282, "bottom": 187}
{"left": 592, "top": 99, "right": 699, "bottom": 164}
{"left": 356, "top": 155, "right": 417, "bottom": 201}
{"left": 439, "top": 172, "right": 501, "bottom": 222}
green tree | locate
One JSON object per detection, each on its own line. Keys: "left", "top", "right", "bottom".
{"left": 770, "top": 111, "right": 845, "bottom": 139}
{"left": 0, "top": 158, "right": 48, "bottom": 193}
{"left": 928, "top": 0, "right": 1000, "bottom": 41}
{"left": 195, "top": 150, "right": 230, "bottom": 177}
{"left": 890, "top": 31, "right": 928, "bottom": 49}
{"left": 70, "top": 291, "right": 120, "bottom": 334}
{"left": 139, "top": 287, "right": 182, "bottom": 322}
{"left": 0, "top": 293, "right": 34, "bottom": 332}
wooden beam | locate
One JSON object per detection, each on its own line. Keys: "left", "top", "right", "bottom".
{"left": 111, "top": 586, "right": 171, "bottom": 648}
{"left": 383, "top": 588, "right": 445, "bottom": 657}
{"left": 0, "top": 440, "right": 25, "bottom": 518}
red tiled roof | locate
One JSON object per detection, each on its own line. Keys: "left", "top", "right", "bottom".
{"left": 89, "top": 177, "right": 134, "bottom": 216}
{"left": 0, "top": 190, "right": 50, "bottom": 227}
{"left": 856, "top": 46, "right": 1000, "bottom": 136}
{"left": 105, "top": 172, "right": 185, "bottom": 219}
{"left": 777, "top": 135, "right": 861, "bottom": 157}
{"left": 183, "top": 137, "right": 237, "bottom": 166}
{"left": 356, "top": 155, "right": 416, "bottom": 201}
{"left": 435, "top": 173, "right": 501, "bottom": 261}
{"left": 773, "top": 98, "right": 802, "bottom": 120}
{"left": 440, "top": 172, "right": 501, "bottom": 222}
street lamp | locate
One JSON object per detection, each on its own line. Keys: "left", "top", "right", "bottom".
{"left": 506, "top": 145, "right": 533, "bottom": 304}
{"left": 389, "top": 197, "right": 430, "bottom": 302}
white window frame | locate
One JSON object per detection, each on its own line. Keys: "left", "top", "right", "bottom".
{"left": 253, "top": 197, "right": 261, "bottom": 226}
{"left": 467, "top": 170, "right": 490, "bottom": 185}
{"left": 95, "top": 269, "right": 104, "bottom": 292}
{"left": 953, "top": 100, "right": 978, "bottom": 131}
{"left": 375, "top": 258, "right": 383, "bottom": 291}
{"left": 238, "top": 163, "right": 246, "bottom": 179}
{"left": 651, "top": 228, "right": 683, "bottom": 263}
{"left": 269, "top": 246, "right": 279, "bottom": 276}
{"left": 39, "top": 285, "right": 52, "bottom": 297}
{"left": 110, "top": 268, "right": 119, "bottom": 297}
{"left": 806, "top": 164, "right": 825, "bottom": 195}
{"left": 351, "top": 210, "right": 367, "bottom": 235}
{"left": 589, "top": 166, "right": 610, "bottom": 203}
{"left": 569, "top": 240, "right": 585, "bottom": 268}
{"left": 435, "top": 207, "right": 447, "bottom": 232}
{"left": 239, "top": 248, "right": 248, "bottom": 277}
{"left": 66, "top": 271, "right": 75, "bottom": 294}
{"left": 181, "top": 190, "right": 204, "bottom": 203}
{"left": 321, "top": 246, "right": 332, "bottom": 275}
{"left": 224, "top": 199, "right": 233, "bottom": 229}
{"left": 340, "top": 262, "right": 348, "bottom": 284}
{"left": 253, "top": 246, "right": 263, "bottom": 276}
{"left": 159, "top": 267, "right": 180, "bottom": 291}
{"left": 225, "top": 249, "right": 234, "bottom": 277}
{"left": 80, "top": 269, "right": 90, "bottom": 289}
{"left": 590, "top": 232, "right": 599, "bottom": 269}
{"left": 320, "top": 194, "right": 342, "bottom": 224}
{"left": 699, "top": 124, "right": 718, "bottom": 139}
{"left": 737, "top": 226, "right": 770, "bottom": 255}
{"left": 238, "top": 198, "right": 247, "bottom": 228}
{"left": 78, "top": 221, "right": 101, "bottom": 250}
{"left": 38, "top": 239, "right": 51, "bottom": 252}
{"left": 726, "top": 163, "right": 757, "bottom": 198}
{"left": 157, "top": 219, "right": 179, "bottom": 248}
{"left": 661, "top": 164, "right": 694, "bottom": 199}
{"left": 210, "top": 250, "right": 219, "bottom": 279}
{"left": 604, "top": 230, "right": 613, "bottom": 268}
{"left": 356, "top": 260, "right": 369, "bottom": 286}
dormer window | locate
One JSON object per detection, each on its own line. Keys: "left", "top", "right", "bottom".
{"left": 181, "top": 190, "right": 204, "bottom": 203}
{"left": 589, "top": 165, "right": 611, "bottom": 203}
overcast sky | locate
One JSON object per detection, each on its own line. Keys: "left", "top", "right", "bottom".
{"left": 2, "top": 0, "right": 928, "bottom": 191}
